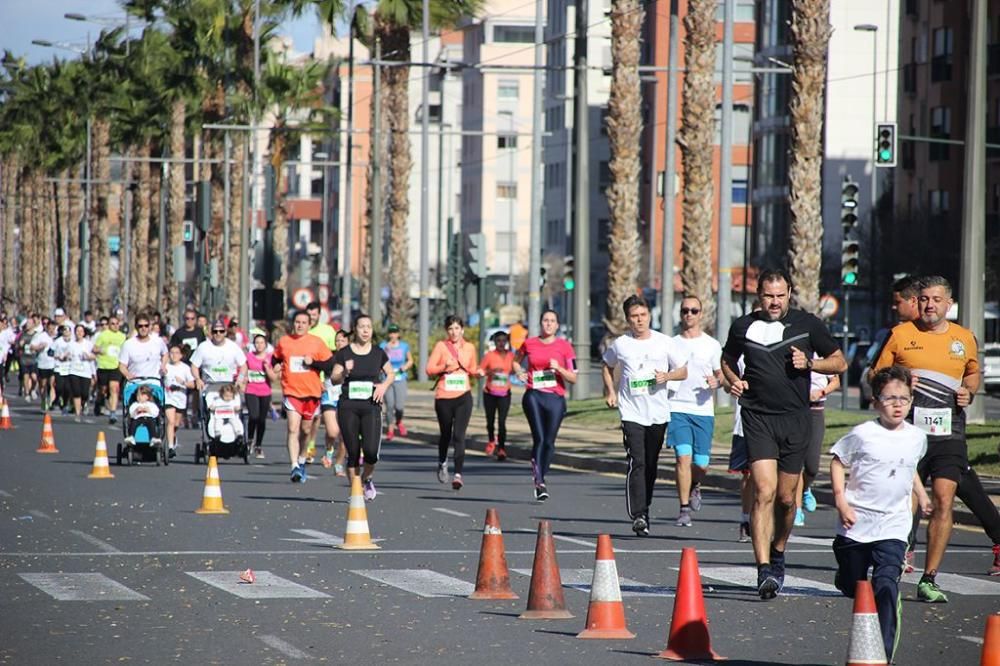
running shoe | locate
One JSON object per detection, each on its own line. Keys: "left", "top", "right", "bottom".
{"left": 290, "top": 465, "right": 304, "bottom": 483}
{"left": 802, "top": 487, "right": 817, "bottom": 513}
{"left": 385, "top": 426, "right": 395, "bottom": 442}
{"left": 916, "top": 578, "right": 948, "bottom": 603}
{"left": 675, "top": 508, "right": 692, "bottom": 527}
{"left": 632, "top": 515, "right": 649, "bottom": 537}
{"left": 903, "top": 548, "right": 915, "bottom": 574}
{"left": 990, "top": 544, "right": 1000, "bottom": 576}
{"left": 363, "top": 478, "right": 377, "bottom": 501}
{"left": 254, "top": 447, "right": 265, "bottom": 460}
{"left": 334, "top": 463, "right": 346, "bottom": 477}
{"left": 496, "top": 447, "right": 507, "bottom": 461}
{"left": 690, "top": 485, "right": 703, "bottom": 511}
{"left": 452, "top": 473, "right": 464, "bottom": 491}
{"left": 769, "top": 548, "right": 786, "bottom": 593}
{"left": 168, "top": 446, "right": 177, "bottom": 459}
{"left": 124, "top": 436, "right": 135, "bottom": 446}
{"left": 738, "top": 521, "right": 751, "bottom": 543}
{"left": 397, "top": 421, "right": 408, "bottom": 437}
{"left": 484, "top": 440, "right": 496, "bottom": 456}
{"left": 305, "top": 441, "right": 316, "bottom": 464}
{"left": 322, "top": 451, "right": 334, "bottom": 468}
{"left": 757, "top": 564, "right": 780, "bottom": 600}
{"left": 794, "top": 507, "right": 806, "bottom": 527}
{"left": 535, "top": 483, "right": 549, "bottom": 502}
{"left": 437, "top": 462, "right": 448, "bottom": 484}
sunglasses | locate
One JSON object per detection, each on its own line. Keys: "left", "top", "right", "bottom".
{"left": 681, "top": 308, "right": 701, "bottom": 315}
{"left": 212, "top": 329, "right": 226, "bottom": 333}
{"left": 136, "top": 323, "right": 150, "bottom": 329}
{"left": 184, "top": 316, "right": 196, "bottom": 321}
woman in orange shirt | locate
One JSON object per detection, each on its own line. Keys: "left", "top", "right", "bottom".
{"left": 425, "top": 315, "right": 478, "bottom": 490}
{"left": 478, "top": 330, "right": 514, "bottom": 461}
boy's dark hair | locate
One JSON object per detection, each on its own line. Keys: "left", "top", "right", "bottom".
{"left": 871, "top": 365, "right": 912, "bottom": 399}
{"left": 622, "top": 295, "right": 650, "bottom": 318}
{"left": 892, "top": 275, "right": 922, "bottom": 300}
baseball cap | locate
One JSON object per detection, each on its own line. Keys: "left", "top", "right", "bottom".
{"left": 387, "top": 323, "right": 400, "bottom": 333}
{"left": 211, "top": 320, "right": 227, "bottom": 331}
{"left": 54, "top": 308, "right": 66, "bottom": 317}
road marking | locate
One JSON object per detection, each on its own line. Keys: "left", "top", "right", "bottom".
{"left": 187, "top": 571, "right": 330, "bottom": 599}
{"left": 788, "top": 535, "right": 834, "bottom": 547}
{"left": 512, "top": 568, "right": 674, "bottom": 597}
{"left": 698, "top": 566, "right": 841, "bottom": 597}
{"left": 68, "top": 530, "right": 121, "bottom": 553}
{"left": 901, "top": 571, "right": 1000, "bottom": 595}
{"left": 280, "top": 529, "right": 344, "bottom": 547}
{"left": 0, "top": 490, "right": 12, "bottom": 498}
{"left": 18, "top": 573, "right": 149, "bottom": 601}
{"left": 27, "top": 509, "right": 51, "bottom": 520}
{"left": 432, "top": 508, "right": 470, "bottom": 518}
{"left": 352, "top": 569, "right": 475, "bottom": 598}
{"left": 552, "top": 534, "right": 595, "bottom": 548}
{"left": 959, "top": 636, "right": 984, "bottom": 646}
{"left": 258, "top": 634, "right": 314, "bottom": 660}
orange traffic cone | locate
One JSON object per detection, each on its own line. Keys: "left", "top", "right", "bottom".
{"left": 469, "top": 508, "right": 518, "bottom": 600}
{"left": 520, "top": 520, "right": 573, "bottom": 619}
{"left": 36, "top": 414, "right": 59, "bottom": 453}
{"left": 657, "top": 547, "right": 723, "bottom": 660}
{"left": 194, "top": 456, "right": 229, "bottom": 514}
{"left": 337, "top": 475, "right": 380, "bottom": 550}
{"left": 577, "top": 534, "right": 635, "bottom": 639}
{"left": 981, "top": 613, "right": 1000, "bottom": 666}
{"left": 0, "top": 401, "right": 11, "bottom": 429}
{"left": 845, "top": 580, "right": 888, "bottom": 666}
{"left": 87, "top": 432, "right": 115, "bottom": 479}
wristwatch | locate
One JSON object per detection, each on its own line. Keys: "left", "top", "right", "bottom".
{"left": 805, "top": 359, "right": 814, "bottom": 371}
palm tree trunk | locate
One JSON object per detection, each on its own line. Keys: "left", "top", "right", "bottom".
{"left": 66, "top": 166, "right": 83, "bottom": 316}
{"left": 89, "top": 117, "right": 112, "bottom": 314}
{"left": 167, "top": 98, "right": 187, "bottom": 314}
{"left": 148, "top": 154, "right": 162, "bottom": 313}
{"left": 119, "top": 153, "right": 135, "bottom": 311}
{"left": 39, "top": 173, "right": 55, "bottom": 311}
{"left": 56, "top": 172, "right": 70, "bottom": 310}
{"left": 226, "top": 135, "right": 245, "bottom": 313}
{"left": 270, "top": 130, "right": 289, "bottom": 296}
{"left": 603, "top": 0, "right": 645, "bottom": 338}
{"left": 679, "top": 0, "right": 717, "bottom": 331}
{"left": 788, "top": 0, "right": 832, "bottom": 314}
{"left": 0, "top": 156, "right": 19, "bottom": 306}
{"left": 133, "top": 141, "right": 153, "bottom": 310}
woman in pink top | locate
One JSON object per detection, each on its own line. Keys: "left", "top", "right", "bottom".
{"left": 513, "top": 309, "right": 577, "bottom": 501}
{"left": 245, "top": 334, "right": 278, "bottom": 459}
{"left": 478, "top": 330, "right": 514, "bottom": 461}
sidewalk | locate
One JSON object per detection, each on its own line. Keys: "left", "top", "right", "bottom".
{"left": 394, "top": 390, "right": 999, "bottom": 530}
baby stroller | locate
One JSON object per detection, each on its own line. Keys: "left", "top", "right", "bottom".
{"left": 117, "top": 377, "right": 168, "bottom": 466}
{"left": 194, "top": 381, "right": 250, "bottom": 464}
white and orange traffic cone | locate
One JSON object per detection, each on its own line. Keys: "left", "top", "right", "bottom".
{"left": 194, "top": 456, "right": 229, "bottom": 514}
{"left": 87, "top": 432, "right": 114, "bottom": 479}
{"left": 469, "top": 508, "right": 518, "bottom": 600}
{"left": 577, "top": 534, "right": 635, "bottom": 639}
{"left": 0, "top": 400, "right": 11, "bottom": 430}
{"left": 337, "top": 475, "right": 380, "bottom": 550}
{"left": 36, "top": 414, "right": 59, "bottom": 453}
{"left": 845, "top": 580, "right": 888, "bottom": 666}
{"left": 981, "top": 613, "right": 1000, "bottom": 666}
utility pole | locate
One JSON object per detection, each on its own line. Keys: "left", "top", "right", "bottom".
{"left": 418, "top": 0, "right": 431, "bottom": 378}
{"left": 369, "top": 37, "right": 384, "bottom": 325}
{"left": 660, "top": 0, "right": 679, "bottom": 335}
{"left": 527, "top": 0, "right": 545, "bottom": 336}
{"left": 717, "top": 0, "right": 734, "bottom": 407}
{"left": 341, "top": 9, "right": 356, "bottom": 331}
{"left": 960, "top": 0, "right": 986, "bottom": 424}
{"left": 82, "top": 117, "right": 92, "bottom": 312}
{"left": 158, "top": 155, "right": 166, "bottom": 306}
{"left": 572, "top": 0, "right": 591, "bottom": 399}
{"left": 239, "top": 140, "right": 250, "bottom": 328}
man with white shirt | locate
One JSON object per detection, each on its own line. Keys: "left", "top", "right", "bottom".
{"left": 190, "top": 320, "right": 247, "bottom": 389}
{"left": 602, "top": 295, "right": 688, "bottom": 536}
{"left": 668, "top": 296, "right": 725, "bottom": 528}
{"left": 31, "top": 320, "right": 58, "bottom": 411}
{"left": 118, "top": 315, "right": 168, "bottom": 380}
{"left": 0, "top": 315, "right": 16, "bottom": 393}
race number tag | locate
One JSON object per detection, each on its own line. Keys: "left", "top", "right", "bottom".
{"left": 183, "top": 339, "right": 198, "bottom": 351}
{"left": 106, "top": 345, "right": 120, "bottom": 358}
{"left": 216, "top": 407, "right": 235, "bottom": 417}
{"left": 628, "top": 372, "right": 656, "bottom": 396}
{"left": 531, "top": 370, "right": 557, "bottom": 390}
{"left": 70, "top": 361, "right": 89, "bottom": 375}
{"left": 444, "top": 372, "right": 469, "bottom": 392}
{"left": 489, "top": 372, "right": 509, "bottom": 390}
{"left": 348, "top": 381, "right": 374, "bottom": 400}
{"left": 248, "top": 370, "right": 266, "bottom": 383}
{"left": 394, "top": 370, "right": 407, "bottom": 382}
{"left": 288, "top": 356, "right": 307, "bottom": 373}
{"left": 211, "top": 365, "right": 231, "bottom": 378}
{"left": 914, "top": 406, "right": 952, "bottom": 436}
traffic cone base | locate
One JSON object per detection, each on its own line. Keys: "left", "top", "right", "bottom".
{"left": 36, "top": 414, "right": 58, "bottom": 453}
{"left": 845, "top": 580, "right": 887, "bottom": 666}
{"left": 0, "top": 401, "right": 11, "bottom": 429}
{"left": 577, "top": 535, "right": 634, "bottom": 639}
{"left": 87, "top": 432, "right": 115, "bottom": 479}
{"left": 469, "top": 508, "right": 518, "bottom": 599}
{"left": 338, "top": 476, "right": 380, "bottom": 550}
{"left": 520, "top": 520, "right": 573, "bottom": 619}
{"left": 982, "top": 613, "right": 1000, "bottom": 666}
{"left": 195, "top": 456, "right": 229, "bottom": 514}
{"left": 657, "top": 547, "right": 723, "bottom": 661}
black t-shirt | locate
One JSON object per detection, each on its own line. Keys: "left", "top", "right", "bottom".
{"left": 722, "top": 308, "right": 839, "bottom": 414}
{"left": 170, "top": 327, "right": 206, "bottom": 364}
{"left": 334, "top": 344, "right": 389, "bottom": 407}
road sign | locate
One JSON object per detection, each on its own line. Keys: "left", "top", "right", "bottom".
{"left": 292, "top": 288, "right": 315, "bottom": 309}
{"left": 318, "top": 285, "right": 329, "bottom": 304}
{"left": 818, "top": 293, "right": 840, "bottom": 319}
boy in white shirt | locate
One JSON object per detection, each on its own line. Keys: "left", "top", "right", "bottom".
{"left": 831, "top": 365, "right": 931, "bottom": 662}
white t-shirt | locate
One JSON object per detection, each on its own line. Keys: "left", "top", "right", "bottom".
{"left": 732, "top": 356, "right": 746, "bottom": 437}
{"left": 830, "top": 419, "right": 927, "bottom": 544}
{"left": 129, "top": 400, "right": 161, "bottom": 420}
{"left": 0, "top": 326, "right": 16, "bottom": 361}
{"left": 669, "top": 333, "right": 723, "bottom": 417}
{"left": 602, "top": 330, "right": 686, "bottom": 426}
{"left": 810, "top": 367, "right": 832, "bottom": 406}
{"left": 118, "top": 336, "right": 168, "bottom": 378}
{"left": 190, "top": 339, "right": 246, "bottom": 383}
{"left": 164, "top": 362, "right": 195, "bottom": 409}
{"left": 67, "top": 339, "right": 94, "bottom": 378}
{"left": 52, "top": 337, "right": 73, "bottom": 375}
{"left": 33, "top": 331, "right": 56, "bottom": 370}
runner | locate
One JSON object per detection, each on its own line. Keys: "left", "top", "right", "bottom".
{"left": 65, "top": 324, "right": 95, "bottom": 421}
{"left": 478, "top": 330, "right": 515, "bottom": 461}
{"left": 331, "top": 316, "right": 392, "bottom": 498}
{"left": 272, "top": 310, "right": 334, "bottom": 483}
{"left": 169, "top": 309, "right": 206, "bottom": 362}
{"left": 305, "top": 301, "right": 337, "bottom": 463}
{"left": 872, "top": 276, "right": 982, "bottom": 602}
{"left": 426, "top": 316, "right": 477, "bottom": 490}
{"left": 380, "top": 324, "right": 413, "bottom": 441}
{"left": 31, "top": 319, "right": 57, "bottom": 411}
{"left": 602, "top": 295, "right": 687, "bottom": 535}
{"left": 93, "top": 315, "right": 127, "bottom": 423}
{"left": 795, "top": 361, "right": 839, "bottom": 526}
{"left": 17, "top": 314, "right": 40, "bottom": 400}
{"left": 244, "top": 334, "right": 278, "bottom": 459}
{"left": 190, "top": 321, "right": 247, "bottom": 390}
{"left": 52, "top": 325, "right": 73, "bottom": 413}
{"left": 0, "top": 315, "right": 15, "bottom": 394}
{"left": 163, "top": 344, "right": 196, "bottom": 457}
{"left": 721, "top": 268, "right": 846, "bottom": 600}
{"left": 320, "top": 329, "right": 351, "bottom": 473}
{"left": 667, "top": 295, "right": 723, "bottom": 528}
{"left": 118, "top": 315, "right": 168, "bottom": 382}
{"left": 514, "top": 309, "right": 577, "bottom": 501}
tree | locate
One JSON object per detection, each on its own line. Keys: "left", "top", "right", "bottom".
{"left": 787, "top": 0, "right": 832, "bottom": 314}
{"left": 679, "top": 0, "right": 717, "bottom": 330}
{"left": 603, "top": 0, "right": 644, "bottom": 338}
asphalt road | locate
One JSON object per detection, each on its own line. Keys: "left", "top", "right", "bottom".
{"left": 0, "top": 397, "right": 996, "bottom": 665}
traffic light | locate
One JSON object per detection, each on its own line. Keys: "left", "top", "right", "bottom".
{"left": 195, "top": 180, "right": 211, "bottom": 232}
{"left": 468, "top": 232, "right": 487, "bottom": 279}
{"left": 182, "top": 221, "right": 194, "bottom": 243}
{"left": 841, "top": 240, "right": 860, "bottom": 286}
{"left": 540, "top": 263, "right": 548, "bottom": 288}
{"left": 563, "top": 255, "right": 575, "bottom": 291}
{"left": 875, "top": 122, "right": 897, "bottom": 167}
{"left": 841, "top": 178, "right": 859, "bottom": 235}
{"left": 264, "top": 165, "right": 276, "bottom": 223}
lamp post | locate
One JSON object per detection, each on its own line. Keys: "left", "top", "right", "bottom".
{"left": 316, "top": 151, "right": 331, "bottom": 305}
{"left": 64, "top": 12, "right": 131, "bottom": 55}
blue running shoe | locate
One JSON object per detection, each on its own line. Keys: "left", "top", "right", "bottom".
{"left": 802, "top": 488, "right": 817, "bottom": 513}
{"left": 290, "top": 465, "right": 304, "bottom": 483}
{"left": 794, "top": 507, "right": 806, "bottom": 526}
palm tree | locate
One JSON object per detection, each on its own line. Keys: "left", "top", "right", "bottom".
{"left": 787, "top": 0, "right": 832, "bottom": 314}
{"left": 603, "top": 0, "right": 644, "bottom": 338}
{"left": 679, "top": 0, "right": 717, "bottom": 331}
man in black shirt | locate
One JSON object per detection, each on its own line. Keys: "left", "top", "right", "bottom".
{"left": 722, "top": 269, "right": 846, "bottom": 599}
{"left": 169, "top": 308, "right": 206, "bottom": 426}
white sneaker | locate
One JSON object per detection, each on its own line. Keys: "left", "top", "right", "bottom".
{"left": 124, "top": 436, "right": 135, "bottom": 446}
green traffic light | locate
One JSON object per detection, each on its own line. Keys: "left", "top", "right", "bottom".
{"left": 878, "top": 149, "right": 892, "bottom": 162}
{"left": 843, "top": 272, "right": 858, "bottom": 286}
{"left": 564, "top": 278, "right": 575, "bottom": 291}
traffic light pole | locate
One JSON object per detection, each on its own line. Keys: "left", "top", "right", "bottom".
{"left": 841, "top": 287, "right": 850, "bottom": 411}
{"left": 571, "top": 0, "right": 591, "bottom": 400}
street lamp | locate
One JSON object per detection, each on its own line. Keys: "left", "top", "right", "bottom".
{"left": 31, "top": 39, "right": 86, "bottom": 55}
{"left": 65, "top": 12, "right": 131, "bottom": 55}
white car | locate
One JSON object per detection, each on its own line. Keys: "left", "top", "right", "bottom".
{"left": 984, "top": 344, "right": 1000, "bottom": 394}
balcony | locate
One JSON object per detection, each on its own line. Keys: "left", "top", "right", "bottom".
{"left": 902, "top": 63, "right": 917, "bottom": 94}
{"left": 931, "top": 55, "right": 952, "bottom": 82}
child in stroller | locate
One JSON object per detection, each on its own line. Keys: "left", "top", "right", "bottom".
{"left": 206, "top": 383, "right": 244, "bottom": 444}
{"left": 126, "top": 384, "right": 162, "bottom": 447}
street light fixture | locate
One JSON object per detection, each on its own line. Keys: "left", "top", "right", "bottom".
{"left": 31, "top": 39, "right": 86, "bottom": 55}
{"left": 65, "top": 12, "right": 132, "bottom": 54}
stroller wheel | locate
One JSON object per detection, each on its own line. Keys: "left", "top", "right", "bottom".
{"left": 116, "top": 442, "right": 123, "bottom": 466}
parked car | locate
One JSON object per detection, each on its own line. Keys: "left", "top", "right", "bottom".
{"left": 984, "top": 344, "right": 1000, "bottom": 395}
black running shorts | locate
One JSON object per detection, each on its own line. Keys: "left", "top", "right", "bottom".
{"left": 740, "top": 408, "right": 812, "bottom": 474}
{"left": 917, "top": 437, "right": 968, "bottom": 484}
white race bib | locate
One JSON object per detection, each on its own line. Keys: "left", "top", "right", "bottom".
{"left": 531, "top": 369, "right": 557, "bottom": 390}
{"left": 248, "top": 370, "right": 266, "bottom": 383}
{"left": 215, "top": 407, "right": 236, "bottom": 417}
{"left": 106, "top": 345, "right": 119, "bottom": 358}
{"left": 628, "top": 372, "right": 656, "bottom": 396}
{"left": 444, "top": 372, "right": 469, "bottom": 392}
{"left": 70, "top": 361, "right": 89, "bottom": 375}
{"left": 348, "top": 381, "right": 374, "bottom": 400}
{"left": 914, "top": 406, "right": 952, "bottom": 436}
{"left": 394, "top": 371, "right": 407, "bottom": 382}
{"left": 289, "top": 356, "right": 307, "bottom": 373}
{"left": 489, "top": 372, "right": 509, "bottom": 390}
{"left": 183, "top": 339, "right": 198, "bottom": 351}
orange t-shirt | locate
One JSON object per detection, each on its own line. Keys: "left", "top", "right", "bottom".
{"left": 426, "top": 339, "right": 478, "bottom": 399}
{"left": 509, "top": 323, "right": 528, "bottom": 351}
{"left": 480, "top": 349, "right": 514, "bottom": 396}
{"left": 272, "top": 333, "right": 333, "bottom": 398}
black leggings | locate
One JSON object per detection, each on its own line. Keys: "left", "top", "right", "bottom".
{"left": 337, "top": 403, "right": 382, "bottom": 468}
{"left": 435, "top": 392, "right": 473, "bottom": 474}
{"left": 483, "top": 392, "right": 511, "bottom": 448}
{"left": 522, "top": 389, "right": 566, "bottom": 484}
{"left": 245, "top": 394, "right": 270, "bottom": 449}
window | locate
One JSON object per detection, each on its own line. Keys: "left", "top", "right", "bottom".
{"left": 929, "top": 190, "right": 950, "bottom": 214}
{"left": 714, "top": 104, "right": 752, "bottom": 143}
{"left": 497, "top": 134, "right": 518, "bottom": 149}
{"left": 930, "top": 106, "right": 951, "bottom": 161}
{"left": 714, "top": 43, "right": 755, "bottom": 83}
{"left": 715, "top": 0, "right": 756, "bottom": 22}
{"left": 732, "top": 165, "right": 749, "bottom": 204}
{"left": 933, "top": 27, "right": 953, "bottom": 56}
{"left": 932, "top": 27, "right": 953, "bottom": 81}
{"left": 497, "top": 182, "right": 518, "bottom": 199}
{"left": 493, "top": 25, "right": 535, "bottom": 43}
{"left": 498, "top": 80, "right": 519, "bottom": 99}
{"left": 426, "top": 104, "right": 442, "bottom": 122}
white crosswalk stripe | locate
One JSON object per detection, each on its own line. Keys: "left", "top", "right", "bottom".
{"left": 19, "top": 573, "right": 149, "bottom": 601}
{"left": 351, "top": 569, "right": 475, "bottom": 598}
{"left": 280, "top": 529, "right": 344, "bottom": 547}
{"left": 901, "top": 571, "right": 1000, "bottom": 596}
{"left": 698, "top": 566, "right": 842, "bottom": 596}
{"left": 511, "top": 568, "right": 674, "bottom": 597}
{"left": 186, "top": 571, "right": 330, "bottom": 599}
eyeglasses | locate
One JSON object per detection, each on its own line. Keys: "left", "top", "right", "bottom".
{"left": 681, "top": 308, "right": 701, "bottom": 315}
{"left": 136, "top": 323, "right": 150, "bottom": 329}
{"left": 212, "top": 329, "right": 226, "bottom": 334}
{"left": 184, "top": 316, "right": 196, "bottom": 321}
{"left": 877, "top": 395, "right": 913, "bottom": 405}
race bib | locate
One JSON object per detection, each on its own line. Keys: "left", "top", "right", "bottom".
{"left": 914, "top": 406, "right": 952, "bottom": 436}
{"left": 531, "top": 369, "right": 557, "bottom": 390}
{"left": 444, "top": 372, "right": 469, "bottom": 392}
{"left": 628, "top": 372, "right": 656, "bottom": 396}
{"left": 106, "top": 345, "right": 119, "bottom": 358}
{"left": 348, "top": 381, "right": 374, "bottom": 400}
{"left": 70, "top": 361, "right": 89, "bottom": 375}
{"left": 248, "top": 370, "right": 266, "bottom": 383}
{"left": 211, "top": 365, "right": 231, "bottom": 377}
{"left": 183, "top": 339, "right": 198, "bottom": 350}
{"left": 289, "top": 356, "right": 307, "bottom": 373}
{"left": 215, "top": 407, "right": 235, "bottom": 417}
{"left": 394, "top": 371, "right": 407, "bottom": 382}
{"left": 489, "top": 372, "right": 509, "bottom": 390}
